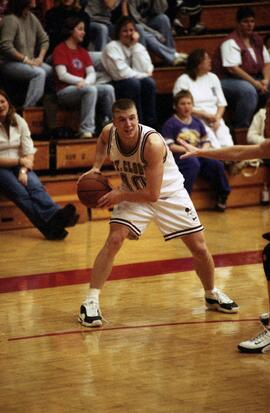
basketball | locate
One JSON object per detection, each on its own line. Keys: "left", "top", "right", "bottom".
{"left": 77, "top": 172, "right": 111, "bottom": 208}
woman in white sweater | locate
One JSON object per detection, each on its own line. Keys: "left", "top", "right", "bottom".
{"left": 173, "top": 48, "right": 234, "bottom": 148}
{"left": 101, "top": 16, "right": 157, "bottom": 127}
{"left": 247, "top": 108, "right": 266, "bottom": 144}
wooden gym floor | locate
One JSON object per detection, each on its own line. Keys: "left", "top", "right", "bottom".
{"left": 1, "top": 206, "right": 270, "bottom": 413}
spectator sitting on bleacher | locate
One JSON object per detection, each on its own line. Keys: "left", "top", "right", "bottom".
{"left": 44, "top": 0, "right": 91, "bottom": 56}
{"left": 122, "top": 0, "right": 187, "bottom": 66}
{"left": 213, "top": 6, "right": 270, "bottom": 129}
{"left": 167, "top": 0, "right": 206, "bottom": 36}
{"left": 0, "top": 89, "right": 78, "bottom": 240}
{"left": 247, "top": 101, "right": 269, "bottom": 145}
{"left": 0, "top": 0, "right": 8, "bottom": 21}
{"left": 162, "top": 90, "right": 231, "bottom": 211}
{"left": 173, "top": 48, "right": 234, "bottom": 148}
{"left": 53, "top": 16, "right": 115, "bottom": 139}
{"left": 101, "top": 16, "right": 157, "bottom": 128}
{"left": 0, "top": 0, "right": 53, "bottom": 108}
{"left": 84, "top": 0, "right": 122, "bottom": 51}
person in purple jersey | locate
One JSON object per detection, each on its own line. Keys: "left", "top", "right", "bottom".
{"left": 162, "top": 90, "right": 231, "bottom": 211}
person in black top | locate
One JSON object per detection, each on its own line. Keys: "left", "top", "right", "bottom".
{"left": 44, "top": 0, "right": 91, "bottom": 55}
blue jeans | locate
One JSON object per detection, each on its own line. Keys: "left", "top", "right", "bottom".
{"left": 0, "top": 61, "right": 53, "bottom": 108}
{"left": 88, "top": 21, "right": 114, "bottom": 51}
{"left": 221, "top": 77, "right": 270, "bottom": 128}
{"left": 136, "top": 14, "right": 176, "bottom": 64}
{"left": 57, "top": 84, "right": 115, "bottom": 134}
{"left": 0, "top": 167, "right": 60, "bottom": 236}
{"left": 112, "top": 77, "right": 157, "bottom": 127}
{"left": 174, "top": 156, "right": 231, "bottom": 196}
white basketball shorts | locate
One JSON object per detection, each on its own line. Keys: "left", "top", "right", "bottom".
{"left": 110, "top": 188, "right": 204, "bottom": 240}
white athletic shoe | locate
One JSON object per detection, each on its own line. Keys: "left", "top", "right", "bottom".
{"left": 238, "top": 327, "right": 270, "bottom": 353}
{"left": 205, "top": 288, "right": 239, "bottom": 313}
{"left": 78, "top": 300, "right": 102, "bottom": 327}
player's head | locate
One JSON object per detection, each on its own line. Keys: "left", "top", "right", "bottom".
{"left": 112, "top": 99, "right": 139, "bottom": 139}
{"left": 173, "top": 90, "right": 194, "bottom": 117}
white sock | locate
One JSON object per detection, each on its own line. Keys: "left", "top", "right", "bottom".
{"left": 86, "top": 288, "right": 100, "bottom": 303}
{"left": 205, "top": 287, "right": 217, "bottom": 297}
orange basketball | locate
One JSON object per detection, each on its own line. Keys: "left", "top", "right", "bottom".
{"left": 77, "top": 172, "right": 111, "bottom": 208}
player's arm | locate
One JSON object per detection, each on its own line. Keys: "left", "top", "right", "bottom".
{"left": 77, "top": 124, "right": 111, "bottom": 183}
{"left": 91, "top": 124, "right": 112, "bottom": 173}
{"left": 180, "top": 138, "right": 270, "bottom": 161}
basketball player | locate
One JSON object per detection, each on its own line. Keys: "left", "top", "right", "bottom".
{"left": 78, "top": 99, "right": 238, "bottom": 328}
{"left": 180, "top": 128, "right": 270, "bottom": 353}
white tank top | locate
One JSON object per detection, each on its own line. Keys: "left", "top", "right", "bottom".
{"left": 108, "top": 124, "right": 184, "bottom": 198}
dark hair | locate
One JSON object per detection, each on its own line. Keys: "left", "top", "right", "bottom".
{"left": 173, "top": 90, "right": 194, "bottom": 110}
{"left": 59, "top": 0, "right": 81, "bottom": 11}
{"left": 236, "top": 6, "right": 255, "bottom": 22}
{"left": 112, "top": 99, "right": 136, "bottom": 114}
{"left": 60, "top": 16, "right": 84, "bottom": 40}
{"left": 6, "top": 0, "right": 32, "bottom": 16}
{"left": 114, "top": 16, "right": 136, "bottom": 40}
{"left": 0, "top": 89, "right": 17, "bottom": 127}
{"left": 185, "top": 48, "right": 206, "bottom": 80}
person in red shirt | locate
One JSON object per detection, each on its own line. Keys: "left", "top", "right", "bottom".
{"left": 52, "top": 16, "right": 115, "bottom": 138}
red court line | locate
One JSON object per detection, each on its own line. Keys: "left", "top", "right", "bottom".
{"left": 0, "top": 250, "right": 262, "bottom": 294}
{"left": 8, "top": 318, "right": 258, "bottom": 342}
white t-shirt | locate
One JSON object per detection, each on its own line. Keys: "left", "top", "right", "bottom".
{"left": 221, "top": 38, "right": 270, "bottom": 67}
{"left": 0, "top": 114, "right": 36, "bottom": 160}
{"left": 173, "top": 72, "right": 227, "bottom": 115}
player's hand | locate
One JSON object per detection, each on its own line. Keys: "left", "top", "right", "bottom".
{"left": 77, "top": 168, "right": 101, "bottom": 184}
{"left": 97, "top": 189, "right": 122, "bottom": 208}
{"left": 178, "top": 139, "right": 201, "bottom": 159}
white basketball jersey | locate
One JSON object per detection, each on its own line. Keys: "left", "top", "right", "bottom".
{"left": 108, "top": 124, "right": 184, "bottom": 198}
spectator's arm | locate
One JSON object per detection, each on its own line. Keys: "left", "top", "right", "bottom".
{"left": 33, "top": 15, "right": 49, "bottom": 58}
{"left": 0, "top": 16, "right": 24, "bottom": 61}
{"left": 121, "top": 0, "right": 128, "bottom": 16}
{"left": 85, "top": 65, "right": 97, "bottom": 85}
{"left": 247, "top": 110, "right": 266, "bottom": 144}
{"left": 262, "top": 62, "right": 270, "bottom": 85}
{"left": 104, "top": 0, "right": 121, "bottom": 9}
{"left": 131, "top": 44, "right": 154, "bottom": 76}
{"left": 226, "top": 65, "right": 264, "bottom": 90}
{"left": 55, "top": 65, "right": 84, "bottom": 84}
